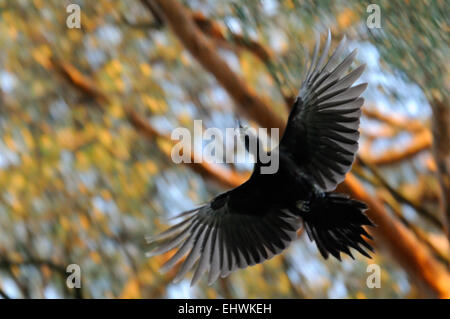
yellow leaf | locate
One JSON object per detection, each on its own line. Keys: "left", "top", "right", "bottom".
{"left": 41, "top": 265, "right": 51, "bottom": 279}
{"left": 11, "top": 265, "right": 20, "bottom": 278}
{"left": 76, "top": 152, "right": 90, "bottom": 169}
{"left": 31, "top": 45, "right": 52, "bottom": 69}
{"left": 145, "top": 160, "right": 158, "bottom": 175}
{"left": 78, "top": 182, "right": 88, "bottom": 194}
{"left": 90, "top": 251, "right": 101, "bottom": 264}
{"left": 98, "top": 129, "right": 112, "bottom": 147}
{"left": 40, "top": 135, "right": 53, "bottom": 150}
{"left": 8, "top": 26, "right": 17, "bottom": 40}
{"left": 57, "top": 128, "right": 75, "bottom": 149}
{"left": 92, "top": 207, "right": 105, "bottom": 222}
{"left": 139, "top": 269, "right": 154, "bottom": 285}
{"left": 105, "top": 59, "right": 123, "bottom": 77}
{"left": 60, "top": 216, "right": 71, "bottom": 231}
{"left": 109, "top": 103, "right": 124, "bottom": 118}
{"left": 178, "top": 112, "right": 191, "bottom": 126}
{"left": 156, "top": 138, "right": 173, "bottom": 157}
{"left": 278, "top": 274, "right": 290, "bottom": 295}
{"left": 11, "top": 197, "right": 23, "bottom": 214}
{"left": 33, "top": 0, "right": 43, "bottom": 8}
{"left": 21, "top": 128, "right": 35, "bottom": 149}
{"left": 4, "top": 135, "right": 16, "bottom": 151}
{"left": 80, "top": 215, "right": 90, "bottom": 230}
{"left": 101, "top": 189, "right": 112, "bottom": 200}
{"left": 115, "top": 77, "right": 125, "bottom": 92}
{"left": 142, "top": 95, "right": 167, "bottom": 113}
{"left": 42, "top": 163, "right": 53, "bottom": 178}
{"left": 112, "top": 141, "right": 129, "bottom": 160}
{"left": 120, "top": 277, "right": 141, "bottom": 299}
{"left": 285, "top": 0, "right": 295, "bottom": 9}
{"left": 356, "top": 292, "right": 367, "bottom": 299}
{"left": 22, "top": 154, "right": 33, "bottom": 168}
{"left": 10, "top": 174, "right": 26, "bottom": 191}
{"left": 337, "top": 8, "right": 357, "bottom": 29}
{"left": 140, "top": 63, "right": 152, "bottom": 76}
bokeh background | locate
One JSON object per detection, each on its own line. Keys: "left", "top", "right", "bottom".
{"left": 0, "top": 0, "right": 448, "bottom": 298}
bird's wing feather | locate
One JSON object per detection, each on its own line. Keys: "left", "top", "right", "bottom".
{"left": 280, "top": 30, "right": 367, "bottom": 191}
{"left": 146, "top": 179, "right": 301, "bottom": 286}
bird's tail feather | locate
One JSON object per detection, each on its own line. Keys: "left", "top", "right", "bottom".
{"left": 301, "top": 193, "right": 375, "bottom": 260}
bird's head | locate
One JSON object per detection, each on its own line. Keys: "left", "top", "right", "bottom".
{"left": 236, "top": 118, "right": 261, "bottom": 160}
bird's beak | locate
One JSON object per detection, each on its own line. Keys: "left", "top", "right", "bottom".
{"left": 235, "top": 116, "right": 243, "bottom": 129}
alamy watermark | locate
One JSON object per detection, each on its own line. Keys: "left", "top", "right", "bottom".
{"left": 366, "top": 264, "right": 381, "bottom": 288}
{"left": 366, "top": 4, "right": 381, "bottom": 29}
{"left": 171, "top": 120, "right": 280, "bottom": 174}
{"left": 66, "top": 264, "right": 81, "bottom": 289}
{"left": 66, "top": 4, "right": 81, "bottom": 29}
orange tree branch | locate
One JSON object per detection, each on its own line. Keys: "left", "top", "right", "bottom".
{"left": 362, "top": 108, "right": 427, "bottom": 133}
{"left": 190, "top": 11, "right": 274, "bottom": 63}
{"left": 352, "top": 165, "right": 449, "bottom": 265}
{"left": 358, "top": 108, "right": 436, "bottom": 167}
{"left": 357, "top": 156, "right": 442, "bottom": 229}
{"left": 361, "top": 129, "right": 432, "bottom": 166}
{"left": 429, "top": 96, "right": 450, "bottom": 242}
{"left": 377, "top": 191, "right": 449, "bottom": 265}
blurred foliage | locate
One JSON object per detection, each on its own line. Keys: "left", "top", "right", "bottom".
{"left": 0, "top": 0, "right": 447, "bottom": 298}
{"left": 363, "top": 0, "right": 448, "bottom": 99}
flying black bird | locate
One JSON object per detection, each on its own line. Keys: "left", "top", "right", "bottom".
{"left": 146, "top": 31, "right": 374, "bottom": 286}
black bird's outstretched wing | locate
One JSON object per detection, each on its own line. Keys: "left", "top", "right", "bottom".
{"left": 146, "top": 177, "right": 301, "bottom": 286}
{"left": 280, "top": 30, "right": 367, "bottom": 191}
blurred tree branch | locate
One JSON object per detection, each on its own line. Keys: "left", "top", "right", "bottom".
{"left": 0, "top": 286, "right": 10, "bottom": 299}
{"left": 0, "top": 255, "right": 83, "bottom": 298}
{"left": 362, "top": 108, "right": 427, "bottom": 133}
{"left": 358, "top": 156, "right": 442, "bottom": 229}
{"left": 352, "top": 164, "right": 448, "bottom": 264}
{"left": 429, "top": 96, "right": 450, "bottom": 241}
{"left": 358, "top": 108, "right": 434, "bottom": 167}
{"left": 378, "top": 191, "right": 449, "bottom": 265}
{"left": 361, "top": 127, "right": 432, "bottom": 166}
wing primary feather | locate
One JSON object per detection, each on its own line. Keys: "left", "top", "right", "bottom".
{"left": 190, "top": 222, "right": 215, "bottom": 286}
{"left": 145, "top": 221, "right": 194, "bottom": 257}
{"left": 173, "top": 224, "right": 208, "bottom": 283}
{"left": 166, "top": 206, "right": 203, "bottom": 221}
{"left": 306, "top": 32, "right": 320, "bottom": 83}
{"left": 159, "top": 216, "right": 204, "bottom": 273}
{"left": 318, "top": 64, "right": 366, "bottom": 100}
{"left": 309, "top": 29, "right": 332, "bottom": 85}
{"left": 207, "top": 226, "right": 221, "bottom": 285}
{"left": 145, "top": 214, "right": 195, "bottom": 244}
{"left": 322, "top": 35, "right": 347, "bottom": 74}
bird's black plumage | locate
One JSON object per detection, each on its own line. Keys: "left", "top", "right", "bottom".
{"left": 146, "top": 31, "right": 374, "bottom": 286}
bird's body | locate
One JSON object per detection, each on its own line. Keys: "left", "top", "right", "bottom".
{"left": 147, "top": 31, "right": 374, "bottom": 286}
{"left": 222, "top": 150, "right": 315, "bottom": 214}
